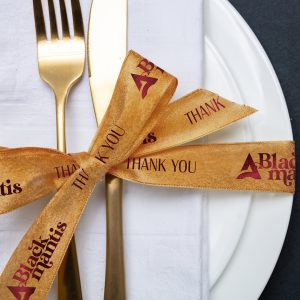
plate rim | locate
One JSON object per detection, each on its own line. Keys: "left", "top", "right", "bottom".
{"left": 205, "top": 0, "right": 293, "bottom": 298}
{"left": 204, "top": 36, "right": 254, "bottom": 286}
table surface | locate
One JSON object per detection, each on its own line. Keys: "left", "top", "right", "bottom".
{"left": 228, "top": 1, "right": 300, "bottom": 299}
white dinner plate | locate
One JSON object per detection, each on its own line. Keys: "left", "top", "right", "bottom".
{"left": 204, "top": 0, "right": 293, "bottom": 299}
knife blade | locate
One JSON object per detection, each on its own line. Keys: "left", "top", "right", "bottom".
{"left": 88, "top": 1, "right": 127, "bottom": 299}
{"left": 88, "top": 0, "right": 127, "bottom": 124}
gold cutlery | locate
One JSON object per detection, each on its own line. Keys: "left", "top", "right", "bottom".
{"left": 88, "top": 0, "right": 127, "bottom": 299}
{"left": 33, "top": 0, "right": 85, "bottom": 299}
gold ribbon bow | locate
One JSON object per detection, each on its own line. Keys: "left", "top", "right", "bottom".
{"left": 0, "top": 51, "right": 295, "bottom": 299}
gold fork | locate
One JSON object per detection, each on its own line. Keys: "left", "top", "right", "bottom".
{"left": 33, "top": 0, "right": 85, "bottom": 299}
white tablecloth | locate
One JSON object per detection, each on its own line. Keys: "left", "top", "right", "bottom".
{"left": 0, "top": 0, "right": 207, "bottom": 299}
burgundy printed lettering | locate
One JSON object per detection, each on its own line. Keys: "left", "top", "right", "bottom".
{"left": 237, "top": 152, "right": 295, "bottom": 186}
{"left": 8, "top": 222, "right": 67, "bottom": 299}
{"left": 184, "top": 97, "right": 226, "bottom": 125}
{"left": 131, "top": 57, "right": 163, "bottom": 99}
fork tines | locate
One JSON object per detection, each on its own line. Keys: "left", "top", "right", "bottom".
{"left": 33, "top": 0, "right": 84, "bottom": 40}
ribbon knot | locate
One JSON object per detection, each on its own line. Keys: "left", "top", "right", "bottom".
{"left": 0, "top": 51, "right": 295, "bottom": 299}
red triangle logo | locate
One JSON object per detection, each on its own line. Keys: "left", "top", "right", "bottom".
{"left": 237, "top": 153, "right": 261, "bottom": 179}
{"left": 8, "top": 286, "right": 36, "bottom": 300}
{"left": 131, "top": 74, "right": 158, "bottom": 99}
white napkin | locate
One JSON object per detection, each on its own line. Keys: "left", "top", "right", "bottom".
{"left": 0, "top": 0, "right": 207, "bottom": 299}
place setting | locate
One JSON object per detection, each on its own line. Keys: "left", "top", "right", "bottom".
{"left": 0, "top": 0, "right": 295, "bottom": 299}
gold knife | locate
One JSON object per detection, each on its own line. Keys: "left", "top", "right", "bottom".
{"left": 88, "top": 1, "right": 127, "bottom": 299}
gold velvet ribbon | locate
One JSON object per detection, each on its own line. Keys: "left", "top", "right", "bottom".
{"left": 0, "top": 51, "right": 295, "bottom": 299}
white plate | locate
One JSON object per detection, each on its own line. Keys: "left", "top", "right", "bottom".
{"left": 204, "top": 0, "right": 293, "bottom": 298}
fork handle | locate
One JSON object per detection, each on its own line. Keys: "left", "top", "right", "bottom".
{"left": 105, "top": 174, "right": 126, "bottom": 300}
{"left": 55, "top": 92, "right": 83, "bottom": 300}
{"left": 56, "top": 95, "right": 67, "bottom": 153}
{"left": 58, "top": 238, "right": 82, "bottom": 300}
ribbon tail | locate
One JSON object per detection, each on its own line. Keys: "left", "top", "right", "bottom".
{"left": 0, "top": 165, "right": 105, "bottom": 299}
{"left": 133, "top": 89, "right": 257, "bottom": 157}
{"left": 112, "top": 141, "right": 295, "bottom": 193}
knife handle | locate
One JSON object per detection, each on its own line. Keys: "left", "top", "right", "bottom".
{"left": 105, "top": 174, "right": 126, "bottom": 300}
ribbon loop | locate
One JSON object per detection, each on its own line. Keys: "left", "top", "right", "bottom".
{"left": 89, "top": 50, "right": 178, "bottom": 166}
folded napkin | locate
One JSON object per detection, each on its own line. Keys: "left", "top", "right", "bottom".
{"left": 0, "top": 0, "right": 207, "bottom": 299}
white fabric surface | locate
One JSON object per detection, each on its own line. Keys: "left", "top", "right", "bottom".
{"left": 0, "top": 0, "right": 207, "bottom": 299}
